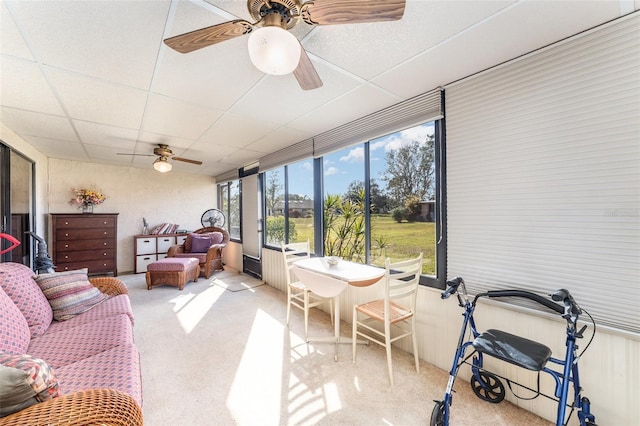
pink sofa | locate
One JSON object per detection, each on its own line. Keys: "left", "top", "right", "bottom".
{"left": 0, "top": 263, "right": 142, "bottom": 425}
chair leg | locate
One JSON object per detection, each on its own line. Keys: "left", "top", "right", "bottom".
{"left": 411, "top": 316, "right": 420, "bottom": 373}
{"left": 329, "top": 299, "right": 334, "bottom": 326}
{"left": 385, "top": 321, "right": 394, "bottom": 386}
{"left": 286, "top": 286, "right": 292, "bottom": 326}
{"left": 303, "top": 290, "right": 310, "bottom": 341}
{"left": 352, "top": 307, "right": 358, "bottom": 363}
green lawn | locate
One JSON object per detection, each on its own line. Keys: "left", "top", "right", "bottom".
{"left": 290, "top": 214, "right": 436, "bottom": 275}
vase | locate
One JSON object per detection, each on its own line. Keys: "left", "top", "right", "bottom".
{"left": 82, "top": 204, "right": 93, "bottom": 214}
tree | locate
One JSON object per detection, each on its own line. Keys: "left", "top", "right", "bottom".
{"left": 382, "top": 135, "right": 436, "bottom": 207}
{"left": 265, "top": 171, "right": 283, "bottom": 216}
{"left": 345, "top": 179, "right": 390, "bottom": 213}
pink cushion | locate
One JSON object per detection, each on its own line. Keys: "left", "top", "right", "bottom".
{"left": 0, "top": 263, "right": 53, "bottom": 337}
{"left": 56, "top": 343, "right": 141, "bottom": 406}
{"left": 190, "top": 234, "right": 213, "bottom": 253}
{"left": 27, "top": 314, "right": 133, "bottom": 369}
{"left": 0, "top": 285, "right": 31, "bottom": 354}
{"left": 147, "top": 257, "right": 199, "bottom": 272}
{"left": 46, "top": 295, "right": 134, "bottom": 334}
{"left": 210, "top": 232, "right": 223, "bottom": 245}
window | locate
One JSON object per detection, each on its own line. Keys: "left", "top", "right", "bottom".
{"left": 218, "top": 179, "right": 241, "bottom": 241}
{"left": 264, "top": 159, "right": 315, "bottom": 249}
{"left": 261, "top": 119, "right": 446, "bottom": 288}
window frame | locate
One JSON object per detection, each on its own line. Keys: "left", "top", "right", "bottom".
{"left": 261, "top": 118, "right": 447, "bottom": 289}
{"left": 217, "top": 179, "right": 242, "bottom": 243}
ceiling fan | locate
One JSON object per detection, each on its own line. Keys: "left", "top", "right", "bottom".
{"left": 117, "top": 144, "right": 203, "bottom": 173}
{"left": 164, "top": 0, "right": 406, "bottom": 90}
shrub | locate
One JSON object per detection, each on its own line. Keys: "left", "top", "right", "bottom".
{"left": 391, "top": 207, "right": 408, "bottom": 223}
{"left": 266, "top": 216, "right": 297, "bottom": 244}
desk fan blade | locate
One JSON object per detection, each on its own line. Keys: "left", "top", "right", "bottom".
{"left": 301, "top": 0, "right": 405, "bottom": 25}
{"left": 293, "top": 47, "right": 323, "bottom": 91}
{"left": 173, "top": 157, "right": 203, "bottom": 165}
{"left": 164, "top": 20, "right": 254, "bottom": 53}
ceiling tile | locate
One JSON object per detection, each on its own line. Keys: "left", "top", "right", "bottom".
{"left": 0, "top": 56, "right": 64, "bottom": 115}
{"left": 0, "top": 2, "right": 34, "bottom": 60}
{"left": 46, "top": 67, "right": 148, "bottom": 129}
{"left": 1, "top": 106, "right": 77, "bottom": 141}
{"left": 198, "top": 112, "right": 280, "bottom": 149}
{"left": 142, "top": 93, "right": 224, "bottom": 140}
{"left": 6, "top": 0, "right": 171, "bottom": 89}
{"left": 24, "top": 136, "right": 87, "bottom": 160}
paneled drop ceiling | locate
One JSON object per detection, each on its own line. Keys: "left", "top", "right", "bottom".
{"left": 0, "top": 0, "right": 635, "bottom": 176}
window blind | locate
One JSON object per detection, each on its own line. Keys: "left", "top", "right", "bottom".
{"left": 445, "top": 13, "right": 640, "bottom": 333}
{"left": 258, "top": 138, "right": 314, "bottom": 172}
{"left": 313, "top": 89, "right": 443, "bottom": 157}
{"left": 214, "top": 168, "right": 238, "bottom": 184}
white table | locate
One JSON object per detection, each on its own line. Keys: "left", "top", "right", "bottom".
{"left": 292, "top": 257, "right": 385, "bottom": 361}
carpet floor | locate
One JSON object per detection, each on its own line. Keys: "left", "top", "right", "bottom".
{"left": 120, "top": 270, "right": 552, "bottom": 426}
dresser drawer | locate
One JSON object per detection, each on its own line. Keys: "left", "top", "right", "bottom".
{"left": 54, "top": 216, "right": 116, "bottom": 229}
{"left": 55, "top": 259, "right": 116, "bottom": 274}
{"left": 56, "top": 228, "right": 115, "bottom": 241}
{"left": 56, "top": 249, "right": 115, "bottom": 263}
{"left": 56, "top": 239, "right": 115, "bottom": 252}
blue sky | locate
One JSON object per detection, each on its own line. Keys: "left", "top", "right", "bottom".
{"left": 287, "top": 122, "right": 435, "bottom": 198}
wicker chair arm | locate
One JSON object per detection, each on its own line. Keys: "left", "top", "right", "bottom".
{"left": 167, "top": 244, "right": 185, "bottom": 257}
{"left": 0, "top": 388, "right": 143, "bottom": 426}
{"left": 89, "top": 277, "right": 129, "bottom": 296}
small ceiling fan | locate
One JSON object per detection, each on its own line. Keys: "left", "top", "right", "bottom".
{"left": 164, "top": 0, "right": 406, "bottom": 90}
{"left": 117, "top": 144, "right": 203, "bottom": 173}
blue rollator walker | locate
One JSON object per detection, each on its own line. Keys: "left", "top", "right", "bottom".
{"left": 431, "top": 277, "right": 597, "bottom": 426}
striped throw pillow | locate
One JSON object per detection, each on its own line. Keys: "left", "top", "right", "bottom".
{"left": 35, "top": 269, "right": 108, "bottom": 321}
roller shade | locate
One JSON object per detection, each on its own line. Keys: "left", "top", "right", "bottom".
{"left": 214, "top": 168, "right": 238, "bottom": 184}
{"left": 445, "top": 13, "right": 640, "bottom": 333}
{"left": 259, "top": 138, "right": 313, "bottom": 172}
{"left": 314, "top": 89, "right": 443, "bottom": 157}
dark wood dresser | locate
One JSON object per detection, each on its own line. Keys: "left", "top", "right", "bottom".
{"left": 50, "top": 213, "right": 118, "bottom": 276}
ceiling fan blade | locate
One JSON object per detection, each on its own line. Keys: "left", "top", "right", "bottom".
{"left": 301, "top": 0, "right": 405, "bottom": 25}
{"left": 173, "top": 157, "right": 203, "bottom": 165}
{"left": 164, "top": 20, "right": 254, "bottom": 54}
{"left": 293, "top": 47, "right": 323, "bottom": 91}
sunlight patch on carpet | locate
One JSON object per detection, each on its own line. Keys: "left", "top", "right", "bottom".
{"left": 174, "top": 285, "right": 225, "bottom": 334}
{"left": 211, "top": 276, "right": 264, "bottom": 292}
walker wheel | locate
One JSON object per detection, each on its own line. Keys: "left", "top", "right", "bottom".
{"left": 430, "top": 400, "right": 445, "bottom": 426}
{"left": 470, "top": 371, "right": 505, "bottom": 403}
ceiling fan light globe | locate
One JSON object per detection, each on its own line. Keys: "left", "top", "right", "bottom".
{"left": 153, "top": 157, "right": 172, "bottom": 173}
{"left": 248, "top": 26, "right": 301, "bottom": 75}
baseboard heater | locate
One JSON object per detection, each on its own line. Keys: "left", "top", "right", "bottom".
{"left": 243, "top": 255, "right": 262, "bottom": 279}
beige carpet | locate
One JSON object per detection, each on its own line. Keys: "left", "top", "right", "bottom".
{"left": 120, "top": 270, "right": 552, "bottom": 426}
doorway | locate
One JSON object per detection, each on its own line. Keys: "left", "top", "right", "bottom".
{"left": 0, "top": 142, "right": 35, "bottom": 265}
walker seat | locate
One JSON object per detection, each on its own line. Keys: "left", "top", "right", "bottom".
{"left": 472, "top": 329, "right": 552, "bottom": 371}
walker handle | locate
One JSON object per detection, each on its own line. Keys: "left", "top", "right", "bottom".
{"left": 442, "top": 277, "right": 464, "bottom": 299}
{"left": 486, "top": 289, "right": 564, "bottom": 314}
{"left": 551, "top": 288, "right": 582, "bottom": 315}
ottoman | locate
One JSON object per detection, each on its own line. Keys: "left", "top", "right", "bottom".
{"left": 146, "top": 257, "right": 200, "bottom": 290}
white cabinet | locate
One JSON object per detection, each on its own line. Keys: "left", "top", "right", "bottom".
{"left": 133, "top": 234, "right": 188, "bottom": 273}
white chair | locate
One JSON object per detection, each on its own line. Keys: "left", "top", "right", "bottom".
{"left": 352, "top": 253, "right": 423, "bottom": 385}
{"left": 281, "top": 241, "right": 333, "bottom": 340}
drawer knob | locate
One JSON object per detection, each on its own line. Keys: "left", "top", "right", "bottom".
{"left": 64, "top": 221, "right": 69, "bottom": 225}
{"left": 64, "top": 255, "right": 69, "bottom": 259}
{"left": 103, "top": 253, "right": 107, "bottom": 256}
{"left": 103, "top": 232, "right": 107, "bottom": 235}
{"left": 103, "top": 243, "right": 107, "bottom": 246}
{"left": 65, "top": 233, "right": 69, "bottom": 237}
{"left": 65, "top": 244, "right": 69, "bottom": 248}
{"left": 103, "top": 221, "right": 107, "bottom": 225}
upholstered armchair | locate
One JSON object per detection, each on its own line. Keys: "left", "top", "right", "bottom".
{"left": 167, "top": 227, "right": 229, "bottom": 279}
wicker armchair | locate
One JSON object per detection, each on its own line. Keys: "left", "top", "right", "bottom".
{"left": 0, "top": 388, "right": 143, "bottom": 426}
{"left": 167, "top": 226, "right": 229, "bottom": 279}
